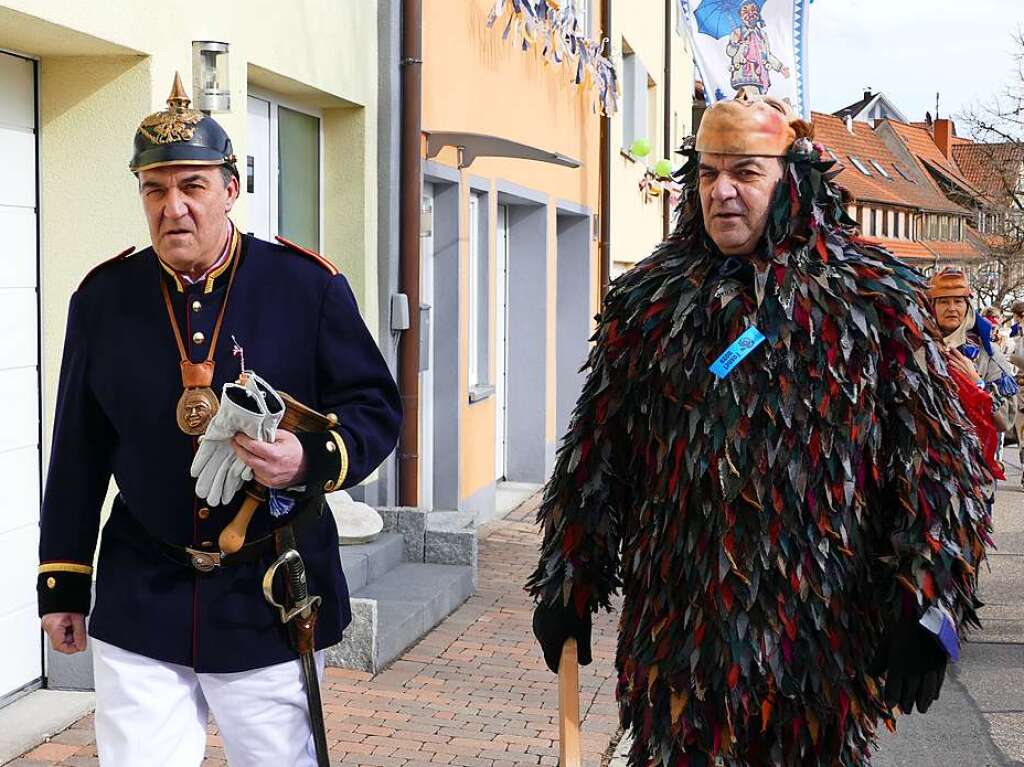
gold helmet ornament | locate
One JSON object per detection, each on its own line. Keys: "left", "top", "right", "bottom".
{"left": 130, "top": 72, "right": 238, "bottom": 176}
{"left": 695, "top": 87, "right": 812, "bottom": 158}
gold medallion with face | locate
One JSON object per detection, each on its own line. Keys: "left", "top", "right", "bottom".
{"left": 176, "top": 387, "right": 220, "bottom": 435}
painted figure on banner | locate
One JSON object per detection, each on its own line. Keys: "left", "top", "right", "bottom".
{"left": 726, "top": 2, "right": 791, "bottom": 93}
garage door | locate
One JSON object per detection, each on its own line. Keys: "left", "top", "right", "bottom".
{"left": 0, "top": 50, "right": 42, "bottom": 701}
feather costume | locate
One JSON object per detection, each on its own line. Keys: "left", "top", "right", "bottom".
{"left": 527, "top": 140, "right": 992, "bottom": 767}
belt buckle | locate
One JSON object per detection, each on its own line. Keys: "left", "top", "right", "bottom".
{"left": 186, "top": 548, "right": 222, "bottom": 573}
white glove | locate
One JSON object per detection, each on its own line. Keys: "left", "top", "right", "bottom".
{"left": 190, "top": 373, "right": 285, "bottom": 506}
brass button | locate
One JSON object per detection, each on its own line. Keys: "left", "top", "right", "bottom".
{"left": 323, "top": 480, "right": 335, "bottom": 492}
{"left": 325, "top": 440, "right": 336, "bottom": 453}
{"left": 191, "top": 300, "right": 202, "bottom": 313}
{"left": 197, "top": 507, "right": 210, "bottom": 520}
{"left": 192, "top": 331, "right": 206, "bottom": 345}
{"left": 46, "top": 577, "right": 56, "bottom": 589}
{"left": 327, "top": 413, "right": 338, "bottom": 427}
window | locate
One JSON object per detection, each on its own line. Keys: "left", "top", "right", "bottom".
{"left": 278, "top": 107, "right": 321, "bottom": 250}
{"left": 849, "top": 204, "right": 858, "bottom": 222}
{"left": 622, "top": 43, "right": 650, "bottom": 154}
{"left": 468, "top": 192, "right": 490, "bottom": 393}
{"left": 872, "top": 209, "right": 880, "bottom": 236}
{"left": 246, "top": 92, "right": 323, "bottom": 251}
{"left": 861, "top": 207, "right": 871, "bottom": 235}
{"left": 647, "top": 74, "right": 659, "bottom": 159}
{"left": 848, "top": 155, "right": 872, "bottom": 176}
{"left": 574, "top": 0, "right": 591, "bottom": 37}
{"left": 870, "top": 160, "right": 892, "bottom": 179}
{"left": 886, "top": 210, "right": 895, "bottom": 237}
{"left": 897, "top": 211, "right": 906, "bottom": 239}
{"left": 826, "top": 148, "right": 840, "bottom": 163}
{"left": 892, "top": 162, "right": 916, "bottom": 182}
{"left": 940, "top": 215, "right": 950, "bottom": 240}
{"left": 927, "top": 215, "right": 939, "bottom": 239}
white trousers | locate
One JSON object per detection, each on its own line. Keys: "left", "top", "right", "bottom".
{"left": 91, "top": 638, "right": 325, "bottom": 767}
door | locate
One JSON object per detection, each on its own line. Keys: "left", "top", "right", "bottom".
{"left": 245, "top": 95, "right": 272, "bottom": 240}
{"left": 494, "top": 204, "right": 510, "bottom": 481}
{"left": 0, "top": 50, "right": 42, "bottom": 701}
{"left": 419, "top": 185, "right": 434, "bottom": 509}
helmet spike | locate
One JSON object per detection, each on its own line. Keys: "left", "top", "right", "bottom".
{"left": 167, "top": 72, "right": 191, "bottom": 111}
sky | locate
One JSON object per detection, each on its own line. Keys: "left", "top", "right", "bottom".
{"left": 807, "top": 0, "right": 1022, "bottom": 133}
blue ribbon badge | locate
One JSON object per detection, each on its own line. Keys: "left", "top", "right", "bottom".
{"left": 710, "top": 326, "right": 767, "bottom": 379}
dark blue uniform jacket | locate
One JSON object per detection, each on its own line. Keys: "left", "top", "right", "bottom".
{"left": 37, "top": 234, "right": 402, "bottom": 672}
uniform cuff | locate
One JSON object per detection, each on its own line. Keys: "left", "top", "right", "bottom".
{"left": 295, "top": 429, "right": 349, "bottom": 493}
{"left": 37, "top": 564, "right": 93, "bottom": 616}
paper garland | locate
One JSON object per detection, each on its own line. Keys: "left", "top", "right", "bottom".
{"left": 486, "top": 0, "right": 620, "bottom": 116}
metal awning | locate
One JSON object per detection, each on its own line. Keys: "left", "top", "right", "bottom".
{"left": 424, "top": 131, "right": 580, "bottom": 170}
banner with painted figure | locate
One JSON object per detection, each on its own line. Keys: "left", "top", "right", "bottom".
{"left": 679, "top": 0, "right": 811, "bottom": 118}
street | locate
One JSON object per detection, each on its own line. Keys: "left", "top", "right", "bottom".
{"left": 8, "top": 474, "right": 1023, "bottom": 767}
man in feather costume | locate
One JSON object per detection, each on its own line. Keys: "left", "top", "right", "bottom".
{"left": 528, "top": 90, "right": 992, "bottom": 767}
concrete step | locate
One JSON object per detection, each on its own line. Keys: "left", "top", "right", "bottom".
{"left": 327, "top": 562, "right": 475, "bottom": 672}
{"left": 339, "top": 532, "right": 405, "bottom": 593}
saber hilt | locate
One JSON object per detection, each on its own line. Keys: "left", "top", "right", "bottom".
{"left": 262, "top": 548, "right": 321, "bottom": 624}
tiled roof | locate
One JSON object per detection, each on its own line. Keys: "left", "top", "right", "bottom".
{"left": 885, "top": 121, "right": 977, "bottom": 193}
{"left": 865, "top": 237, "right": 982, "bottom": 264}
{"left": 812, "top": 113, "right": 966, "bottom": 214}
{"left": 952, "top": 142, "right": 1024, "bottom": 203}
{"left": 919, "top": 238, "right": 984, "bottom": 261}
{"left": 834, "top": 94, "right": 873, "bottom": 119}
{"left": 867, "top": 238, "right": 936, "bottom": 262}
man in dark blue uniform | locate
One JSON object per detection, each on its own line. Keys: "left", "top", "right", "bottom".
{"left": 36, "top": 74, "right": 401, "bottom": 766}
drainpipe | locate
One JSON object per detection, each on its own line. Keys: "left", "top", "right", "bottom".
{"left": 599, "top": 0, "right": 612, "bottom": 295}
{"left": 398, "top": 0, "right": 423, "bottom": 507}
{"left": 662, "top": 0, "right": 673, "bottom": 239}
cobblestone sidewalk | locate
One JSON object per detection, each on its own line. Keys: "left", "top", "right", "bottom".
{"left": 10, "top": 496, "right": 622, "bottom": 767}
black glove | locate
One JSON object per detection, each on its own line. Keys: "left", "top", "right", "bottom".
{"left": 869, "top": 617, "right": 948, "bottom": 714}
{"left": 532, "top": 600, "right": 593, "bottom": 674}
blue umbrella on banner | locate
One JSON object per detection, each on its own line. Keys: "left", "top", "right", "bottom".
{"left": 694, "top": 0, "right": 766, "bottom": 39}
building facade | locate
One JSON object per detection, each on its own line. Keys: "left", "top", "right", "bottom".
{"left": 812, "top": 112, "right": 981, "bottom": 270}
{"left": 0, "top": 0, "right": 381, "bottom": 704}
{"left": 407, "top": 0, "right": 606, "bottom": 523}
{"left": 610, "top": 0, "right": 694, "bottom": 276}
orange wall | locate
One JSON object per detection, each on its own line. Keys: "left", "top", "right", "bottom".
{"left": 422, "top": 0, "right": 602, "bottom": 503}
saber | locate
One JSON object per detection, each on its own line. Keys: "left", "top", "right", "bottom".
{"left": 263, "top": 530, "right": 330, "bottom": 767}
{"left": 558, "top": 639, "right": 582, "bottom": 767}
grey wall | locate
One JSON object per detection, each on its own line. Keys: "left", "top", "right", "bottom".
{"left": 430, "top": 181, "right": 461, "bottom": 511}
{"left": 555, "top": 212, "right": 592, "bottom": 443}
{"left": 504, "top": 202, "right": 549, "bottom": 483}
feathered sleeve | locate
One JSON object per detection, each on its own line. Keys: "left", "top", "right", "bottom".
{"left": 525, "top": 290, "right": 636, "bottom": 615}
{"left": 871, "top": 270, "right": 992, "bottom": 629}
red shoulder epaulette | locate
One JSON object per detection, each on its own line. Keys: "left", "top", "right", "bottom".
{"left": 275, "top": 235, "right": 339, "bottom": 276}
{"left": 79, "top": 246, "right": 136, "bottom": 290}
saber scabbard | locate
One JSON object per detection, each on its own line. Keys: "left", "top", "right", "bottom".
{"left": 264, "top": 526, "right": 330, "bottom": 767}
{"left": 559, "top": 639, "right": 582, "bottom": 767}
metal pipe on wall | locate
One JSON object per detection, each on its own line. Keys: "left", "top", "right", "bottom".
{"left": 663, "top": 0, "right": 672, "bottom": 240}
{"left": 599, "top": 0, "right": 612, "bottom": 295}
{"left": 398, "top": 0, "right": 423, "bottom": 506}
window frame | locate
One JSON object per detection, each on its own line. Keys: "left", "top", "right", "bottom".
{"left": 467, "top": 190, "right": 492, "bottom": 398}
{"left": 870, "top": 159, "right": 892, "bottom": 179}
{"left": 247, "top": 86, "right": 325, "bottom": 250}
{"left": 848, "top": 155, "right": 872, "bottom": 176}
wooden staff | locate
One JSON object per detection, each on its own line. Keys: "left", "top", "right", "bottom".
{"left": 559, "top": 639, "right": 582, "bottom": 767}
{"left": 218, "top": 392, "right": 337, "bottom": 554}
